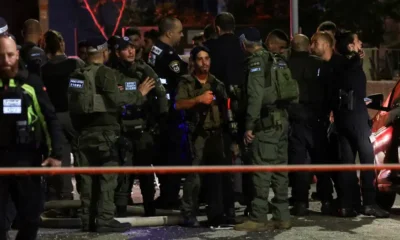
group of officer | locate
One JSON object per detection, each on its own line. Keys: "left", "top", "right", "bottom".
{"left": 0, "top": 10, "right": 392, "bottom": 239}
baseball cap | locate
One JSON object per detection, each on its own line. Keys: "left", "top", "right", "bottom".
{"left": 86, "top": 37, "right": 108, "bottom": 53}
{"left": 0, "top": 17, "right": 8, "bottom": 35}
{"left": 190, "top": 46, "right": 211, "bottom": 61}
{"left": 239, "top": 27, "right": 262, "bottom": 43}
{"left": 114, "top": 36, "right": 134, "bottom": 50}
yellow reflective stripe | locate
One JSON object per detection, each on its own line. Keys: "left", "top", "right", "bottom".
{"left": 0, "top": 79, "right": 3, "bottom": 87}
{"left": 9, "top": 79, "right": 16, "bottom": 87}
{"left": 27, "top": 105, "right": 38, "bottom": 126}
{"left": 21, "top": 84, "right": 52, "bottom": 154}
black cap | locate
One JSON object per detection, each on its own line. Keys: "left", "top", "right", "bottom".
{"left": 239, "top": 27, "right": 262, "bottom": 43}
{"left": 0, "top": 17, "right": 8, "bottom": 35}
{"left": 190, "top": 46, "right": 210, "bottom": 61}
{"left": 114, "top": 36, "right": 133, "bottom": 50}
{"left": 86, "top": 37, "right": 108, "bottom": 53}
{"left": 107, "top": 35, "right": 120, "bottom": 50}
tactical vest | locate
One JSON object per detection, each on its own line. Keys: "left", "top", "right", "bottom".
{"left": 183, "top": 75, "right": 224, "bottom": 131}
{"left": 0, "top": 79, "right": 51, "bottom": 152}
{"left": 68, "top": 65, "right": 108, "bottom": 114}
{"left": 268, "top": 53, "right": 299, "bottom": 104}
{"left": 120, "top": 79, "right": 146, "bottom": 130}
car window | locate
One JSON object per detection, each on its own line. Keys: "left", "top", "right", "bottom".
{"left": 388, "top": 81, "right": 400, "bottom": 108}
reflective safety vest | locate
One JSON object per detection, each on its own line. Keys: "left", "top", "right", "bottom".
{"left": 0, "top": 79, "right": 51, "bottom": 152}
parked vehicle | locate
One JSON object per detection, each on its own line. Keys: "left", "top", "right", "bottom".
{"left": 368, "top": 80, "right": 400, "bottom": 210}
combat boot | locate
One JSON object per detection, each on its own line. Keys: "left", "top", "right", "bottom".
{"left": 144, "top": 202, "right": 156, "bottom": 217}
{"left": 234, "top": 220, "right": 269, "bottom": 232}
{"left": 290, "top": 202, "right": 308, "bottom": 216}
{"left": 361, "top": 205, "right": 390, "bottom": 218}
{"left": 96, "top": 219, "right": 131, "bottom": 233}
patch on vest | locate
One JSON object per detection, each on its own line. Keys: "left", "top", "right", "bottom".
{"left": 3, "top": 99, "right": 22, "bottom": 114}
{"left": 125, "top": 82, "right": 137, "bottom": 91}
{"left": 159, "top": 78, "right": 167, "bottom": 84}
{"left": 249, "top": 61, "right": 260, "bottom": 67}
{"left": 151, "top": 46, "right": 163, "bottom": 55}
{"left": 169, "top": 61, "right": 180, "bottom": 73}
{"left": 69, "top": 79, "right": 84, "bottom": 89}
{"left": 250, "top": 67, "right": 261, "bottom": 72}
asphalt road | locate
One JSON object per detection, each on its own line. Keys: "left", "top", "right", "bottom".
{"left": 8, "top": 184, "right": 400, "bottom": 240}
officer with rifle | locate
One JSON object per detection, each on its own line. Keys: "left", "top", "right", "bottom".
{"left": 176, "top": 46, "right": 236, "bottom": 228}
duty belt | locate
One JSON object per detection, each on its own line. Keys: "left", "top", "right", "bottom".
{"left": 255, "top": 109, "right": 287, "bottom": 132}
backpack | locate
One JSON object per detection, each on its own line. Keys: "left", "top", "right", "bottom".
{"left": 269, "top": 53, "right": 299, "bottom": 103}
{"left": 68, "top": 64, "right": 107, "bottom": 114}
{"left": 0, "top": 79, "right": 43, "bottom": 149}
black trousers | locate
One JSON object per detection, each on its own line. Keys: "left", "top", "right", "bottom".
{"left": 0, "top": 152, "right": 44, "bottom": 240}
{"left": 289, "top": 120, "right": 333, "bottom": 203}
{"left": 337, "top": 121, "right": 375, "bottom": 208}
{"left": 46, "top": 112, "right": 75, "bottom": 200}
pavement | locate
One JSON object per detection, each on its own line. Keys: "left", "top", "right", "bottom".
{"left": 8, "top": 184, "right": 400, "bottom": 240}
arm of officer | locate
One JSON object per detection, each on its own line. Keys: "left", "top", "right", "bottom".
{"left": 100, "top": 67, "right": 145, "bottom": 107}
{"left": 175, "top": 79, "right": 194, "bottom": 110}
{"left": 28, "top": 74, "right": 63, "bottom": 160}
{"left": 141, "top": 63, "right": 169, "bottom": 114}
{"left": 168, "top": 55, "right": 189, "bottom": 78}
{"left": 245, "top": 56, "right": 266, "bottom": 132}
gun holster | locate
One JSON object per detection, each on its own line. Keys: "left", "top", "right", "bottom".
{"left": 339, "top": 89, "right": 354, "bottom": 111}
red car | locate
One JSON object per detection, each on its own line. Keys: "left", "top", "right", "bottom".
{"left": 368, "top": 81, "right": 400, "bottom": 210}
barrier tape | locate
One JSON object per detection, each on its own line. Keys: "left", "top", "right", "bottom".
{"left": 0, "top": 164, "right": 397, "bottom": 175}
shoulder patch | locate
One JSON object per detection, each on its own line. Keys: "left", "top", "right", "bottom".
{"left": 151, "top": 46, "right": 163, "bottom": 56}
{"left": 125, "top": 82, "right": 137, "bottom": 91}
{"left": 249, "top": 61, "right": 261, "bottom": 68}
{"left": 69, "top": 79, "right": 84, "bottom": 88}
{"left": 250, "top": 67, "right": 261, "bottom": 73}
{"left": 169, "top": 60, "right": 180, "bottom": 73}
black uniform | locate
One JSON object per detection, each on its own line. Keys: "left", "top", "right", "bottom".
{"left": 287, "top": 51, "right": 333, "bottom": 210}
{"left": 0, "top": 68, "right": 63, "bottom": 240}
{"left": 19, "top": 42, "right": 47, "bottom": 76}
{"left": 332, "top": 55, "right": 375, "bottom": 213}
{"left": 148, "top": 40, "right": 188, "bottom": 206}
{"left": 41, "top": 55, "right": 85, "bottom": 202}
{"left": 205, "top": 33, "right": 245, "bottom": 87}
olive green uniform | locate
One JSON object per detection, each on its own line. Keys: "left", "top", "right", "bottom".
{"left": 177, "top": 74, "right": 234, "bottom": 224}
{"left": 70, "top": 63, "right": 145, "bottom": 229}
{"left": 244, "top": 49, "right": 290, "bottom": 223}
{"left": 110, "top": 59, "right": 168, "bottom": 215}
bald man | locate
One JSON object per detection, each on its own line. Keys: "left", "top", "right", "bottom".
{"left": 20, "top": 19, "right": 47, "bottom": 75}
{"left": 287, "top": 34, "right": 334, "bottom": 216}
{"left": 0, "top": 35, "right": 63, "bottom": 240}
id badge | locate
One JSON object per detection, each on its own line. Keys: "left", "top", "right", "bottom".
{"left": 3, "top": 99, "right": 22, "bottom": 114}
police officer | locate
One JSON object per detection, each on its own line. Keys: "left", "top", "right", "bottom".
{"left": 124, "top": 27, "right": 144, "bottom": 61}
{"left": 234, "top": 28, "right": 296, "bottom": 232}
{"left": 287, "top": 34, "right": 332, "bottom": 216}
{"left": 331, "top": 31, "right": 389, "bottom": 218}
{"left": 109, "top": 36, "right": 166, "bottom": 217}
{"left": 0, "top": 34, "right": 63, "bottom": 240}
{"left": 68, "top": 37, "right": 155, "bottom": 232}
{"left": 148, "top": 17, "right": 188, "bottom": 209}
{"left": 20, "top": 19, "right": 47, "bottom": 76}
{"left": 41, "top": 30, "right": 85, "bottom": 216}
{"left": 176, "top": 46, "right": 233, "bottom": 227}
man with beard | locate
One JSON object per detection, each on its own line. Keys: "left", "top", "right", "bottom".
{"left": 0, "top": 34, "right": 63, "bottom": 240}
{"left": 20, "top": 19, "right": 47, "bottom": 76}
{"left": 176, "top": 46, "right": 233, "bottom": 227}
{"left": 109, "top": 36, "right": 167, "bottom": 217}
{"left": 148, "top": 17, "right": 188, "bottom": 209}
